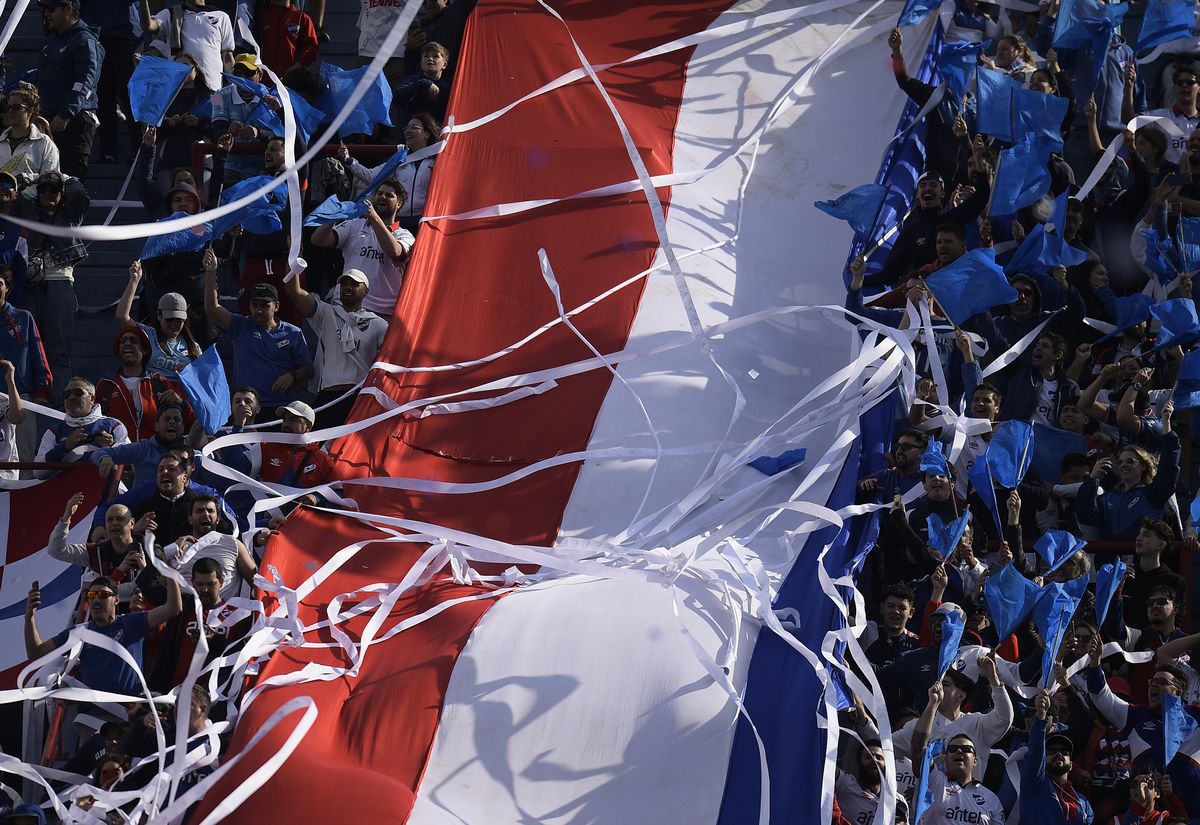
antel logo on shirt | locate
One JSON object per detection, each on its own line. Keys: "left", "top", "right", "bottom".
{"left": 945, "top": 808, "right": 984, "bottom": 823}
{"left": 270, "top": 458, "right": 282, "bottom": 467}
{"left": 276, "top": 339, "right": 289, "bottom": 348}
{"left": 302, "top": 464, "right": 316, "bottom": 473}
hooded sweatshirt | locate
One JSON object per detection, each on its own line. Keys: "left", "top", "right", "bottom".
{"left": 36, "top": 19, "right": 104, "bottom": 120}
{"left": 33, "top": 403, "right": 130, "bottom": 468}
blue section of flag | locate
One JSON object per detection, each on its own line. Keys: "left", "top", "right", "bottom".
{"left": 1094, "top": 560, "right": 1127, "bottom": 629}
{"left": 911, "top": 739, "right": 945, "bottom": 825}
{"left": 128, "top": 55, "right": 194, "bottom": 127}
{"left": 976, "top": 67, "right": 1018, "bottom": 142}
{"left": 924, "top": 248, "right": 1020, "bottom": 325}
{"left": 1004, "top": 224, "right": 1089, "bottom": 277}
{"left": 937, "top": 608, "right": 966, "bottom": 679}
{"left": 749, "top": 448, "right": 807, "bottom": 476}
{"left": 304, "top": 146, "right": 410, "bottom": 227}
{"left": 984, "top": 563, "right": 1042, "bottom": 640}
{"left": 1163, "top": 694, "right": 1199, "bottom": 765}
{"left": 1037, "top": 589, "right": 1080, "bottom": 688}
{"left": 1099, "top": 294, "right": 1154, "bottom": 342}
{"left": 898, "top": 0, "right": 946, "bottom": 26}
{"left": 1050, "top": 191, "right": 1069, "bottom": 235}
{"left": 990, "top": 134, "right": 1052, "bottom": 215}
{"left": 178, "top": 345, "right": 231, "bottom": 437}
{"left": 986, "top": 420, "right": 1035, "bottom": 488}
{"left": 0, "top": 564, "right": 81, "bottom": 621}
{"left": 1013, "top": 86, "right": 1070, "bottom": 155}
{"left": 1138, "top": 0, "right": 1197, "bottom": 54}
{"left": 245, "top": 91, "right": 327, "bottom": 145}
{"left": 936, "top": 39, "right": 986, "bottom": 99}
{"left": 140, "top": 211, "right": 212, "bottom": 260}
{"left": 1054, "top": 0, "right": 1129, "bottom": 49}
{"left": 1151, "top": 298, "right": 1200, "bottom": 351}
{"left": 969, "top": 452, "right": 1002, "bottom": 534}
{"left": 1176, "top": 216, "right": 1200, "bottom": 271}
{"left": 815, "top": 184, "right": 889, "bottom": 237}
{"left": 213, "top": 175, "right": 285, "bottom": 239}
{"left": 1031, "top": 422, "right": 1087, "bottom": 485}
{"left": 920, "top": 439, "right": 950, "bottom": 477}
{"left": 1033, "top": 530, "right": 1087, "bottom": 575}
{"left": 1176, "top": 348, "right": 1200, "bottom": 409}
{"left": 316, "top": 63, "right": 394, "bottom": 137}
{"left": 927, "top": 511, "right": 971, "bottom": 559}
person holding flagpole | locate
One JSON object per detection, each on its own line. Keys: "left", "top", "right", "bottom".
{"left": 1021, "top": 688, "right": 1095, "bottom": 825}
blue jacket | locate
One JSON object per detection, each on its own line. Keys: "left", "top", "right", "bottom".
{"left": 36, "top": 20, "right": 103, "bottom": 119}
{"left": 1076, "top": 432, "right": 1180, "bottom": 541}
{"left": 996, "top": 365, "right": 1081, "bottom": 424}
{"left": 1021, "top": 716, "right": 1094, "bottom": 825}
{"left": 0, "top": 301, "right": 51, "bottom": 397}
{"left": 93, "top": 436, "right": 179, "bottom": 487}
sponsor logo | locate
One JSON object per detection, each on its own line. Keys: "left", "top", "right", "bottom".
{"left": 302, "top": 464, "right": 316, "bottom": 474}
{"left": 944, "top": 808, "right": 984, "bottom": 823}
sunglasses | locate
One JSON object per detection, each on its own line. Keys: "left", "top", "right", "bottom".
{"left": 1148, "top": 598, "right": 1172, "bottom": 607}
{"left": 85, "top": 590, "right": 115, "bottom": 601}
{"left": 1177, "top": 79, "right": 1198, "bottom": 87}
{"left": 945, "top": 744, "right": 975, "bottom": 755}
{"left": 63, "top": 387, "right": 89, "bottom": 398}
{"left": 0, "top": 102, "right": 26, "bottom": 113}
{"left": 895, "top": 442, "right": 922, "bottom": 452}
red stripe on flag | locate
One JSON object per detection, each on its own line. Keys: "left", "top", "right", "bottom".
{"left": 192, "top": 1, "right": 730, "bottom": 821}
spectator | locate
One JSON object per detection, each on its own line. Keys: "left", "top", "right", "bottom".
{"left": 0, "top": 263, "right": 50, "bottom": 466}
{"left": 0, "top": 174, "right": 27, "bottom": 308}
{"left": 128, "top": 452, "right": 235, "bottom": 545}
{"left": 94, "top": 326, "right": 190, "bottom": 442}
{"left": 1021, "top": 689, "right": 1094, "bottom": 825}
{"left": 254, "top": 0, "right": 318, "bottom": 76}
{"left": 834, "top": 738, "right": 896, "bottom": 825}
{"left": 861, "top": 583, "right": 920, "bottom": 669}
{"left": 207, "top": 55, "right": 270, "bottom": 186}
{"left": 283, "top": 266, "right": 387, "bottom": 429}
{"left": 1132, "top": 64, "right": 1200, "bottom": 166}
{"left": 1123, "top": 518, "right": 1188, "bottom": 623}
{"left": 139, "top": 0, "right": 234, "bottom": 93}
{"left": 394, "top": 41, "right": 450, "bottom": 124}
{"left": 857, "top": 429, "right": 927, "bottom": 502}
{"left": 49, "top": 493, "right": 146, "bottom": 602}
{"left": 1076, "top": 435, "right": 1180, "bottom": 542}
{"left": 34, "top": 377, "right": 130, "bottom": 473}
{"left": 35, "top": 0, "right": 101, "bottom": 179}
{"left": 0, "top": 83, "right": 60, "bottom": 184}
{"left": 23, "top": 572, "right": 181, "bottom": 696}
{"left": 246, "top": 400, "right": 340, "bottom": 505}
{"left": 117, "top": 270, "right": 204, "bottom": 381}
{"left": 355, "top": 0, "right": 408, "bottom": 90}
{"left": 339, "top": 111, "right": 441, "bottom": 233}
{"left": 15, "top": 171, "right": 89, "bottom": 400}
{"left": 170, "top": 495, "right": 256, "bottom": 592}
{"left": 81, "top": 0, "right": 140, "bottom": 165}
{"left": 94, "top": 404, "right": 187, "bottom": 485}
{"left": 309, "top": 178, "right": 414, "bottom": 320}
{"left": 0, "top": 358, "right": 24, "bottom": 481}
{"left": 204, "top": 249, "right": 313, "bottom": 415}
{"left": 998, "top": 332, "right": 1080, "bottom": 424}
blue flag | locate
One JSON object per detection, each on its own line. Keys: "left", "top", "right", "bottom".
{"left": 987, "top": 420, "right": 1035, "bottom": 488}
{"left": 178, "top": 345, "right": 231, "bottom": 437}
{"left": 1138, "top": 0, "right": 1197, "bottom": 54}
{"left": 1036, "top": 589, "right": 1080, "bottom": 688}
{"left": 128, "top": 55, "right": 194, "bottom": 127}
{"left": 937, "top": 609, "right": 966, "bottom": 680}
{"left": 990, "top": 135, "right": 1052, "bottom": 216}
{"left": 303, "top": 146, "right": 410, "bottom": 228}
{"left": 920, "top": 440, "right": 951, "bottom": 477}
{"left": 1004, "top": 224, "right": 1089, "bottom": 277}
{"left": 1177, "top": 216, "right": 1200, "bottom": 271}
{"left": 1176, "top": 349, "right": 1200, "bottom": 409}
{"left": 1014, "top": 86, "right": 1070, "bottom": 154}
{"left": 245, "top": 90, "right": 327, "bottom": 145}
{"left": 1031, "top": 423, "right": 1087, "bottom": 485}
{"left": 984, "top": 563, "right": 1042, "bottom": 640}
{"left": 928, "top": 511, "right": 971, "bottom": 559}
{"left": 1151, "top": 298, "right": 1200, "bottom": 351}
{"left": 1098, "top": 294, "right": 1154, "bottom": 342}
{"left": 213, "top": 175, "right": 285, "bottom": 239}
{"left": 815, "top": 184, "right": 889, "bottom": 237}
{"left": 140, "top": 211, "right": 212, "bottom": 260}
{"left": 1054, "top": 0, "right": 1129, "bottom": 49}
{"left": 1094, "top": 559, "right": 1127, "bottom": 629}
{"left": 749, "top": 448, "right": 806, "bottom": 476}
{"left": 1163, "top": 694, "right": 1199, "bottom": 766}
{"left": 911, "top": 739, "right": 945, "bottom": 825}
{"left": 898, "top": 0, "right": 946, "bottom": 26}
{"left": 924, "top": 249, "right": 1020, "bottom": 325}
{"left": 1141, "top": 226, "right": 1183, "bottom": 284}
{"left": 937, "top": 39, "right": 987, "bottom": 98}
{"left": 968, "top": 450, "right": 1003, "bottom": 534}
{"left": 1050, "top": 191, "right": 1070, "bottom": 235}
{"left": 976, "top": 67, "right": 1019, "bottom": 142}
{"left": 317, "top": 63, "right": 393, "bottom": 137}
{"left": 1034, "top": 530, "right": 1087, "bottom": 575}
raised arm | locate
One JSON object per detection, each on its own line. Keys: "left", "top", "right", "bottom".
{"left": 24, "top": 585, "right": 56, "bottom": 660}
{"left": 282, "top": 262, "right": 317, "bottom": 316}
{"left": 1079, "top": 363, "right": 1118, "bottom": 419}
{"left": 117, "top": 261, "right": 142, "bottom": 329}
{"left": 0, "top": 359, "right": 24, "bottom": 426}
{"left": 145, "top": 571, "right": 182, "bottom": 628}
{"left": 203, "top": 247, "right": 232, "bottom": 332}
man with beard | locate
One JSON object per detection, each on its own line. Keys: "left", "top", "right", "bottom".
{"left": 835, "top": 738, "right": 910, "bottom": 824}
{"left": 129, "top": 452, "right": 235, "bottom": 545}
{"left": 999, "top": 332, "right": 1080, "bottom": 425}
{"left": 94, "top": 326, "right": 189, "bottom": 442}
{"left": 911, "top": 683, "right": 1005, "bottom": 824}
{"left": 1086, "top": 638, "right": 1200, "bottom": 817}
{"left": 93, "top": 405, "right": 187, "bottom": 486}
{"left": 1109, "top": 584, "right": 1191, "bottom": 705}
{"left": 310, "top": 179, "right": 415, "bottom": 320}
{"left": 50, "top": 493, "right": 146, "bottom": 604}
{"left": 1022, "top": 688, "right": 1094, "bottom": 824}
{"left": 169, "top": 495, "right": 256, "bottom": 600}
{"left": 34, "top": 0, "right": 101, "bottom": 179}
{"left": 857, "top": 430, "right": 927, "bottom": 502}
{"left": 34, "top": 377, "right": 130, "bottom": 474}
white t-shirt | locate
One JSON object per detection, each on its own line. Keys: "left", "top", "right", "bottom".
{"left": 150, "top": 7, "right": 234, "bottom": 92}
{"left": 120, "top": 375, "right": 145, "bottom": 416}
{"left": 305, "top": 300, "right": 389, "bottom": 389}
{"left": 0, "top": 396, "right": 17, "bottom": 481}
{"left": 923, "top": 770, "right": 1006, "bottom": 824}
{"left": 1146, "top": 107, "right": 1200, "bottom": 164}
{"left": 333, "top": 217, "right": 415, "bottom": 315}
{"left": 1033, "top": 378, "right": 1058, "bottom": 427}
{"left": 174, "top": 532, "right": 242, "bottom": 601}
{"left": 356, "top": 0, "right": 406, "bottom": 57}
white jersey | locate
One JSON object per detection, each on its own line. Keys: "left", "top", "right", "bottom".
{"left": 172, "top": 532, "right": 242, "bottom": 601}
{"left": 0, "top": 395, "right": 16, "bottom": 481}
{"left": 1145, "top": 107, "right": 1200, "bottom": 164}
{"left": 923, "top": 770, "right": 1006, "bottom": 824}
{"left": 835, "top": 773, "right": 879, "bottom": 825}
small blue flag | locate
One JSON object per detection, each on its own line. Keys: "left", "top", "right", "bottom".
{"left": 1098, "top": 294, "right": 1153, "bottom": 342}
{"left": 1191, "top": 490, "right": 1200, "bottom": 526}
{"left": 924, "top": 248, "right": 1020, "bottom": 325}
{"left": 937, "top": 608, "right": 966, "bottom": 679}
{"left": 928, "top": 511, "right": 971, "bottom": 559}
{"left": 1033, "top": 530, "right": 1088, "bottom": 575}
{"left": 1037, "top": 590, "right": 1080, "bottom": 688}
{"left": 1176, "top": 349, "right": 1200, "bottom": 409}
{"left": 1050, "top": 191, "right": 1070, "bottom": 236}
{"left": 245, "top": 90, "right": 327, "bottom": 145}
{"left": 222, "top": 73, "right": 272, "bottom": 101}
{"left": 984, "top": 563, "right": 1042, "bottom": 640}
{"left": 1141, "top": 226, "right": 1183, "bottom": 284}
{"left": 920, "top": 440, "right": 951, "bottom": 477}
{"left": 937, "top": 39, "right": 987, "bottom": 99}
{"left": 178, "top": 345, "right": 231, "bottom": 437}
{"left": 1138, "top": 0, "right": 1197, "bottom": 54}
{"left": 987, "top": 420, "right": 1036, "bottom": 488}
{"left": 362, "top": 145, "right": 411, "bottom": 195}
{"left": 1151, "top": 298, "right": 1200, "bottom": 351}
{"left": 316, "top": 62, "right": 393, "bottom": 137}
{"left": 976, "top": 67, "right": 1019, "bottom": 142}
{"left": 128, "top": 55, "right": 194, "bottom": 127}
{"left": 213, "top": 175, "right": 285, "bottom": 239}
{"left": 898, "top": 0, "right": 946, "bottom": 26}
{"left": 1054, "top": 0, "right": 1129, "bottom": 49}
{"left": 1163, "top": 693, "right": 1199, "bottom": 766}
{"left": 303, "top": 146, "right": 410, "bottom": 228}
{"left": 911, "top": 739, "right": 945, "bottom": 825}
{"left": 969, "top": 451, "right": 1003, "bottom": 534}
{"left": 748, "top": 448, "right": 806, "bottom": 476}
{"left": 990, "top": 134, "right": 1053, "bottom": 216}
{"left": 815, "top": 184, "right": 889, "bottom": 237}
{"left": 1004, "top": 224, "right": 1089, "bottom": 278}
{"left": 1177, "top": 216, "right": 1200, "bottom": 272}
{"left": 1014, "top": 85, "right": 1070, "bottom": 155}
{"left": 1031, "top": 423, "right": 1087, "bottom": 484}
{"left": 1094, "top": 559, "right": 1127, "bottom": 629}
{"left": 140, "top": 211, "right": 212, "bottom": 260}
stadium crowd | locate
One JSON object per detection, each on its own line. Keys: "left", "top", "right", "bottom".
{"left": 0, "top": 0, "right": 471, "bottom": 820}
{"left": 832, "top": 1, "right": 1200, "bottom": 824}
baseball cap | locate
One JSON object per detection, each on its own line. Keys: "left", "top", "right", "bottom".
{"left": 38, "top": 0, "right": 80, "bottom": 8}
{"left": 158, "top": 292, "right": 188, "bottom": 319}
{"left": 0, "top": 172, "right": 16, "bottom": 191}
{"left": 276, "top": 401, "right": 315, "bottom": 426}
{"left": 232, "top": 53, "right": 259, "bottom": 72}
{"left": 339, "top": 268, "right": 369, "bottom": 287}
{"left": 933, "top": 602, "right": 965, "bottom": 622}
{"left": 1047, "top": 732, "right": 1075, "bottom": 755}
{"left": 248, "top": 283, "right": 279, "bottom": 302}
{"left": 917, "top": 170, "right": 944, "bottom": 186}
{"left": 165, "top": 182, "right": 201, "bottom": 212}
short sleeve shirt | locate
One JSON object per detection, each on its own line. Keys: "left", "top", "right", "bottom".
{"left": 333, "top": 217, "right": 415, "bottom": 315}
{"left": 226, "top": 314, "right": 311, "bottom": 407}
{"left": 151, "top": 8, "right": 234, "bottom": 91}
{"left": 306, "top": 300, "right": 388, "bottom": 389}
{"left": 54, "top": 611, "right": 152, "bottom": 697}
{"left": 139, "top": 323, "right": 193, "bottom": 382}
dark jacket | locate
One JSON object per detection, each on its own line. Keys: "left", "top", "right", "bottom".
{"left": 997, "top": 365, "right": 1081, "bottom": 424}
{"left": 36, "top": 19, "right": 103, "bottom": 119}
{"left": 14, "top": 176, "right": 90, "bottom": 272}
{"left": 1076, "top": 432, "right": 1181, "bottom": 541}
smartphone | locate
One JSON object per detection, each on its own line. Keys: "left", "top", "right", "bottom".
{"left": 1168, "top": 172, "right": 1192, "bottom": 186}
{"left": 31, "top": 580, "right": 39, "bottom": 591}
